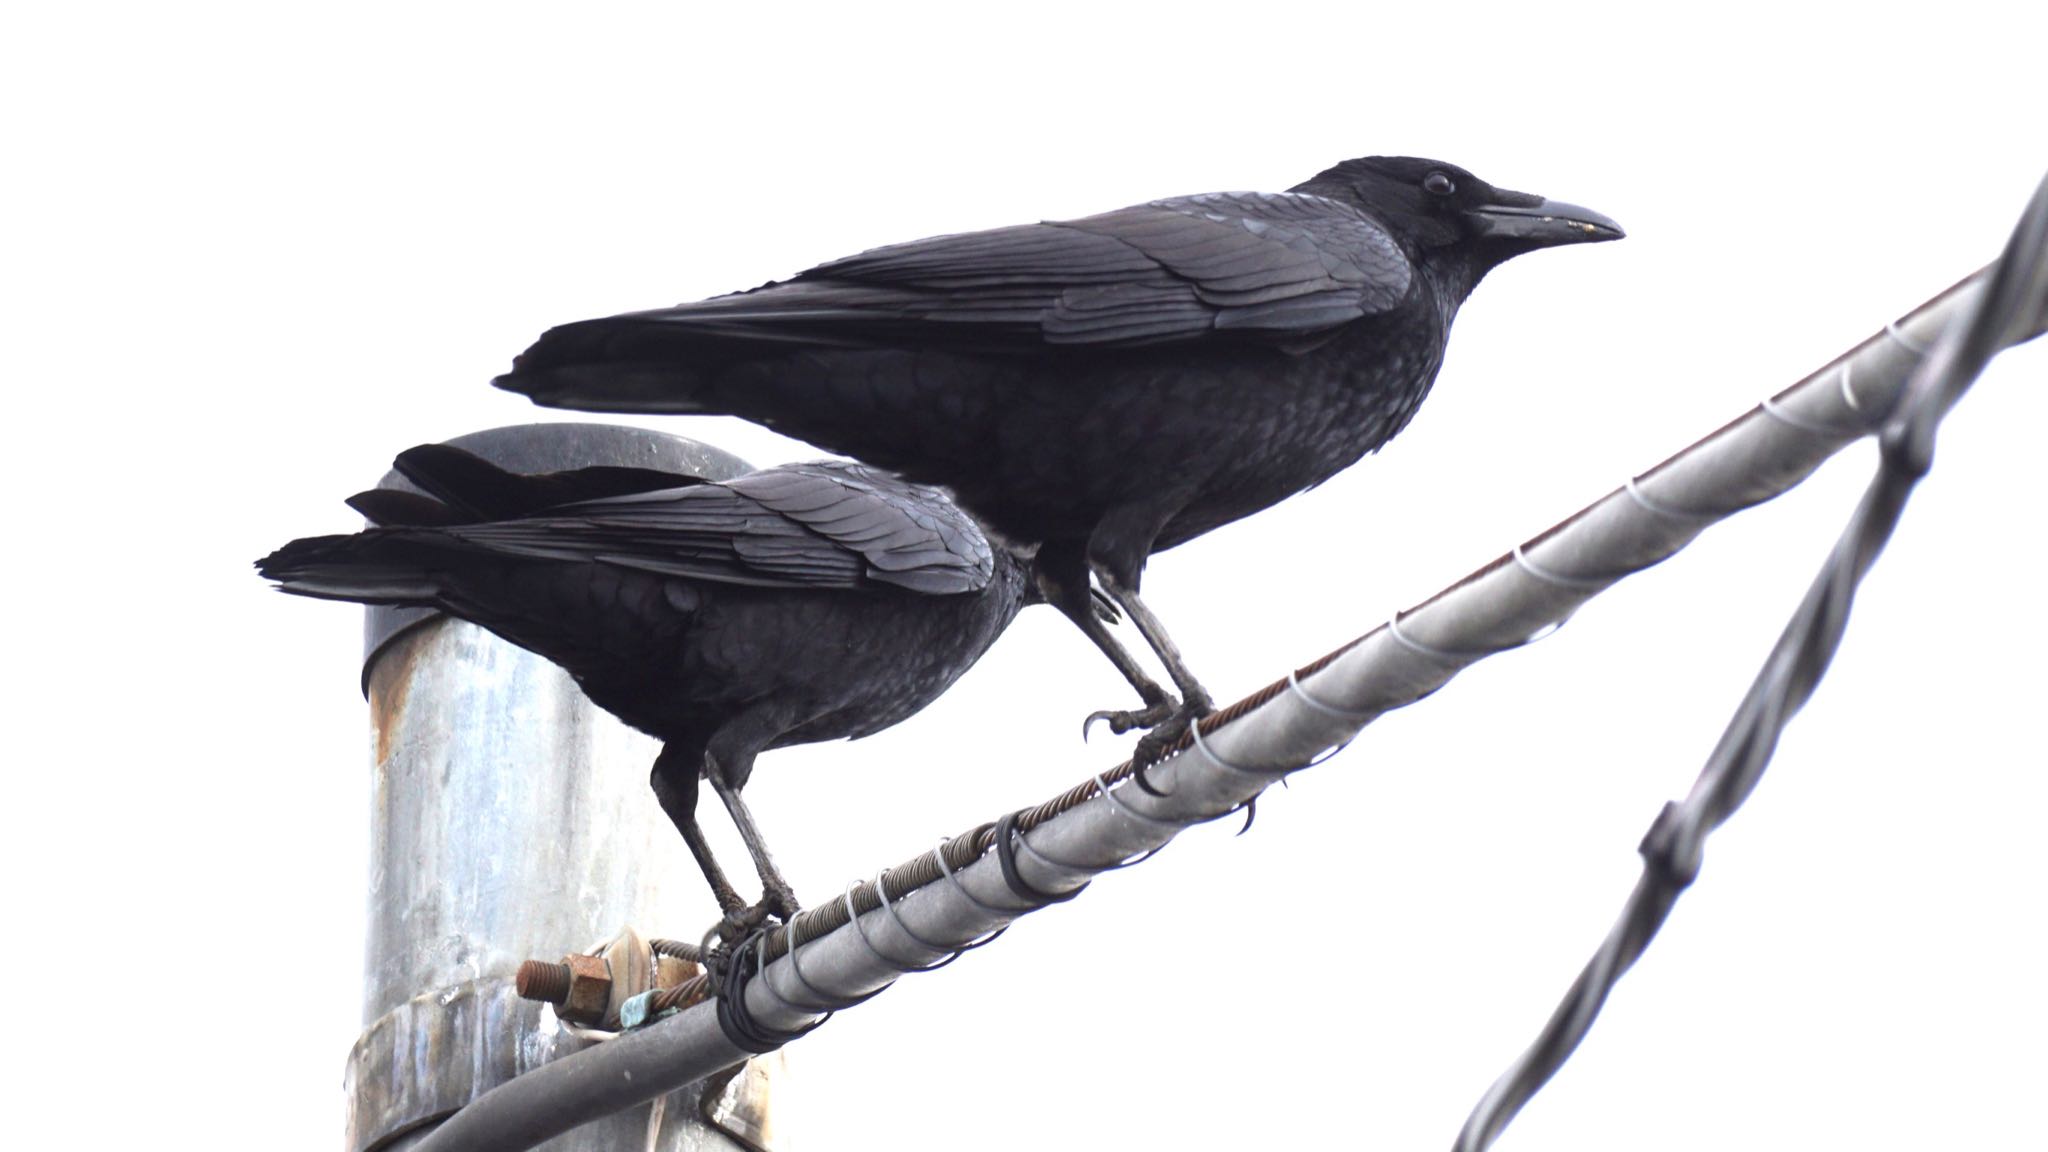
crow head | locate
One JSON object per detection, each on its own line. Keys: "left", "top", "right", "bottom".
{"left": 1294, "top": 156, "right": 1622, "bottom": 288}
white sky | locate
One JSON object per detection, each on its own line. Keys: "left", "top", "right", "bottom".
{"left": 8, "top": 2, "right": 2045, "bottom": 1149}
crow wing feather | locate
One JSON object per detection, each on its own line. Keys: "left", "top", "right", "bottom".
{"left": 447, "top": 462, "right": 993, "bottom": 595}
{"left": 615, "top": 193, "right": 1411, "bottom": 351}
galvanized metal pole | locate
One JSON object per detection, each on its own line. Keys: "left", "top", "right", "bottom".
{"left": 341, "top": 424, "right": 788, "bottom": 1152}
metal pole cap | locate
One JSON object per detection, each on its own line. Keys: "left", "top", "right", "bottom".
{"left": 360, "top": 423, "right": 754, "bottom": 692}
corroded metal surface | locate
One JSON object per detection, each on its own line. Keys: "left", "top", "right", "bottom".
{"left": 347, "top": 980, "right": 764, "bottom": 1152}
{"left": 703, "top": 1057, "right": 788, "bottom": 1152}
{"left": 361, "top": 616, "right": 690, "bottom": 1024}
{"left": 346, "top": 426, "right": 782, "bottom": 1152}
{"left": 557, "top": 954, "right": 612, "bottom": 1027}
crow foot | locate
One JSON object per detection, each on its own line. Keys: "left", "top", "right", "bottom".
{"left": 708, "top": 902, "right": 772, "bottom": 949}
{"left": 1128, "top": 691, "right": 1215, "bottom": 795}
{"left": 704, "top": 881, "right": 803, "bottom": 959}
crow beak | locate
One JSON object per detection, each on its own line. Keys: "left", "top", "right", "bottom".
{"left": 1469, "top": 197, "right": 1625, "bottom": 245}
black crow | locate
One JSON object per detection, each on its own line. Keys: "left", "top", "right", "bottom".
{"left": 495, "top": 156, "right": 1622, "bottom": 765}
{"left": 259, "top": 445, "right": 1029, "bottom": 932}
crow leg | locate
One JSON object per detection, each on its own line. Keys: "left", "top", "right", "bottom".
{"left": 1096, "top": 570, "right": 1216, "bottom": 776}
{"left": 704, "top": 763, "right": 802, "bottom": 924}
{"left": 1073, "top": 610, "right": 1179, "bottom": 739}
{"left": 1036, "top": 544, "right": 1178, "bottom": 736}
{"left": 649, "top": 747, "right": 747, "bottom": 917}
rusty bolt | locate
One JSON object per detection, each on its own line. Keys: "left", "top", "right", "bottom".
{"left": 515, "top": 953, "right": 612, "bottom": 1026}
{"left": 516, "top": 960, "right": 571, "bottom": 1003}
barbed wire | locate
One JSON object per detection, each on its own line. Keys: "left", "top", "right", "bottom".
{"left": 408, "top": 171, "right": 2047, "bottom": 1152}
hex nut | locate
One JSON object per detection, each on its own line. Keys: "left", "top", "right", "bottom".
{"left": 559, "top": 953, "right": 613, "bottom": 1025}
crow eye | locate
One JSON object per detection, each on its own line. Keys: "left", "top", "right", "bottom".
{"left": 1423, "top": 172, "right": 1456, "bottom": 197}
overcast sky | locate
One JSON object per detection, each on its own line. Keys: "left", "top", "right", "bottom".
{"left": 10, "top": 3, "right": 2044, "bottom": 1149}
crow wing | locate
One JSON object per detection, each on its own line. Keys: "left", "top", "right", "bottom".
{"left": 445, "top": 462, "right": 994, "bottom": 596}
{"left": 610, "top": 192, "right": 1412, "bottom": 351}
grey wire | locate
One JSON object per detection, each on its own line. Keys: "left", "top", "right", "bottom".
{"left": 1452, "top": 167, "right": 2048, "bottom": 1152}
{"left": 1622, "top": 474, "right": 1711, "bottom": 521}
{"left": 1385, "top": 610, "right": 1472, "bottom": 662}
{"left": 1884, "top": 318, "right": 1931, "bottom": 355}
{"left": 1757, "top": 392, "right": 1865, "bottom": 437}
{"left": 1285, "top": 668, "right": 1377, "bottom": 721}
{"left": 1510, "top": 544, "right": 1610, "bottom": 590}
{"left": 1837, "top": 363, "right": 1868, "bottom": 414}
{"left": 872, "top": 867, "right": 958, "bottom": 959}
{"left": 1011, "top": 817, "right": 1163, "bottom": 872}
{"left": 775, "top": 909, "right": 842, "bottom": 1012}
{"left": 1091, "top": 771, "right": 1200, "bottom": 829}
{"left": 842, "top": 881, "right": 916, "bottom": 977}
{"left": 1187, "top": 716, "right": 1293, "bottom": 779}
{"left": 933, "top": 836, "right": 1021, "bottom": 914}
{"left": 747, "top": 929, "right": 812, "bottom": 1018}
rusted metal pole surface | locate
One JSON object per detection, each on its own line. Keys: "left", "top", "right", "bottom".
{"left": 342, "top": 424, "right": 785, "bottom": 1152}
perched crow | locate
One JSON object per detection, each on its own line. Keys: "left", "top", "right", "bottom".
{"left": 259, "top": 445, "right": 1029, "bottom": 931}
{"left": 496, "top": 156, "right": 1622, "bottom": 765}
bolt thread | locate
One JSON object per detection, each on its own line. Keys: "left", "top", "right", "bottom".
{"left": 650, "top": 973, "right": 710, "bottom": 1014}
{"left": 649, "top": 938, "right": 704, "bottom": 963}
{"left": 516, "top": 959, "right": 572, "bottom": 1003}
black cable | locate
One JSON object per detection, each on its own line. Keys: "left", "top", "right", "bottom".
{"left": 1452, "top": 168, "right": 2048, "bottom": 1152}
{"left": 994, "top": 811, "right": 1090, "bottom": 905}
{"left": 714, "top": 931, "right": 830, "bottom": 1055}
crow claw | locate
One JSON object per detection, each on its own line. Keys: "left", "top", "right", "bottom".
{"left": 1124, "top": 693, "right": 1219, "bottom": 789}
{"left": 1132, "top": 762, "right": 1169, "bottom": 797}
{"left": 1127, "top": 725, "right": 1185, "bottom": 793}
{"left": 1081, "top": 699, "right": 1179, "bottom": 743}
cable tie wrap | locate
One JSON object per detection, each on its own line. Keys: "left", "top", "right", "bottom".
{"left": 994, "top": 811, "right": 1089, "bottom": 906}
{"left": 873, "top": 866, "right": 1005, "bottom": 972}
{"left": 714, "top": 930, "right": 829, "bottom": 1055}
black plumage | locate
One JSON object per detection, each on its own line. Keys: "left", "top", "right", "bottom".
{"left": 496, "top": 156, "right": 1622, "bottom": 761}
{"left": 259, "top": 445, "right": 1029, "bottom": 928}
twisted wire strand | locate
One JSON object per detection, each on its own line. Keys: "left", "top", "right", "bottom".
{"left": 1452, "top": 168, "right": 2048, "bottom": 1152}
{"left": 648, "top": 938, "right": 703, "bottom": 963}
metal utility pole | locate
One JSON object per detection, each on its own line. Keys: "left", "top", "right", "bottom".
{"left": 341, "top": 424, "right": 787, "bottom": 1152}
